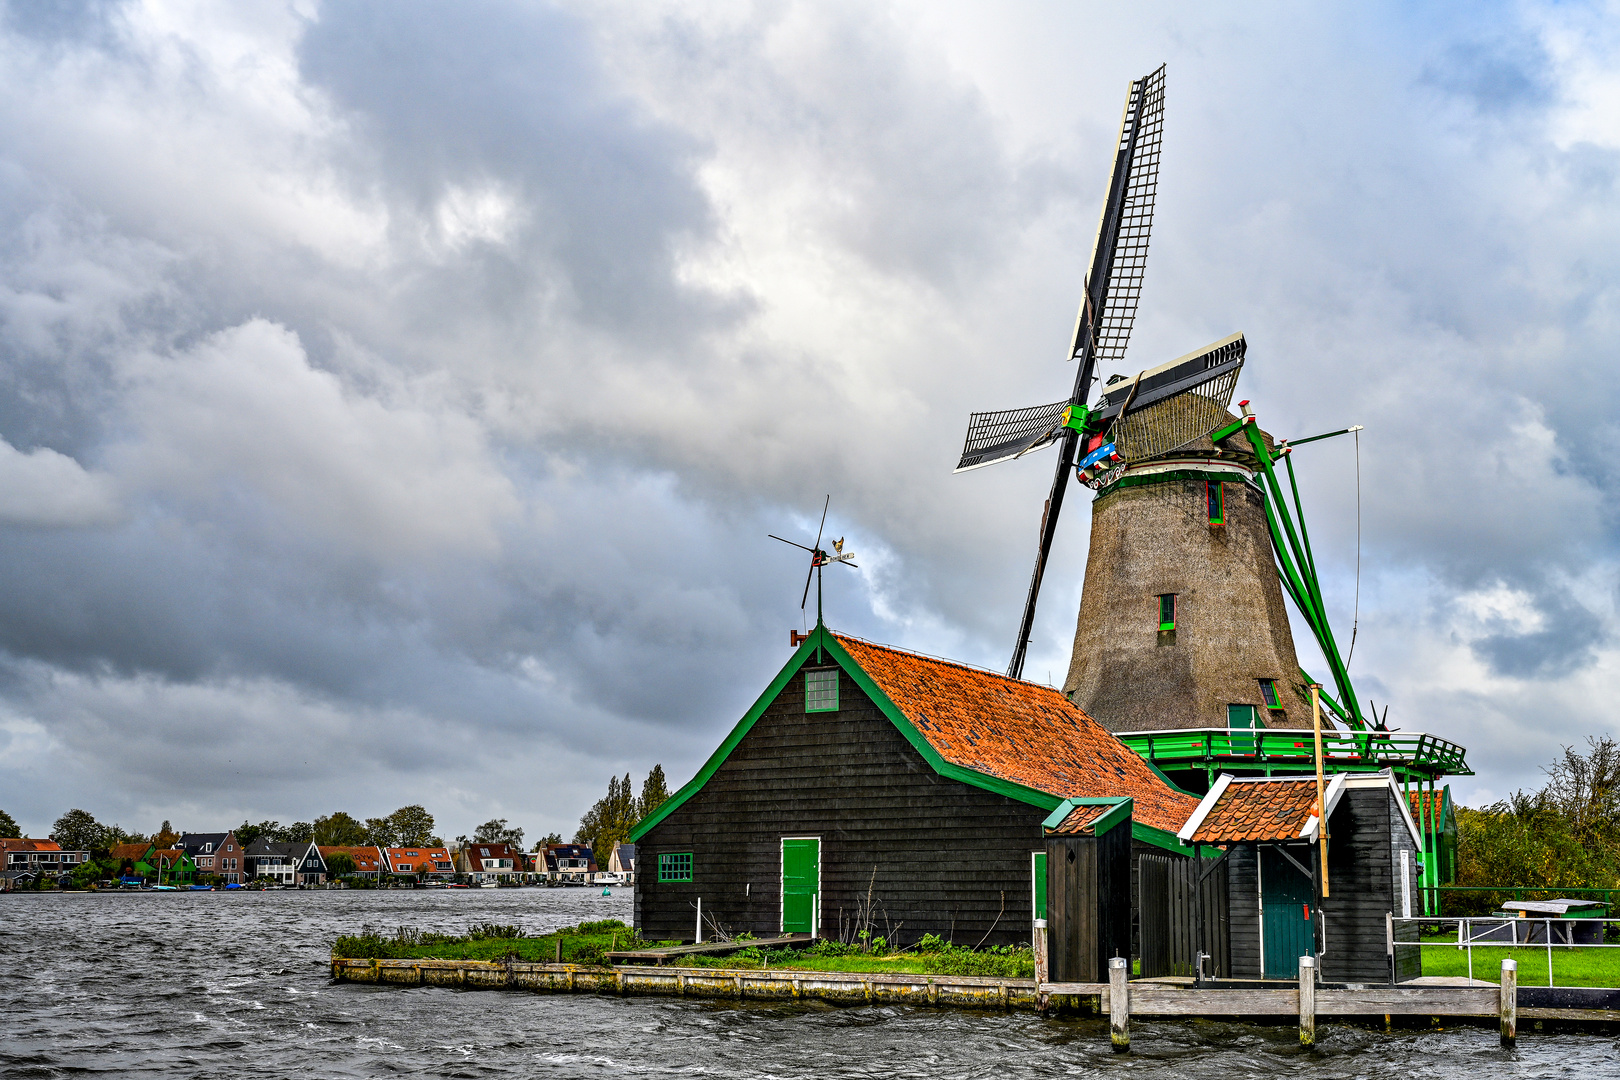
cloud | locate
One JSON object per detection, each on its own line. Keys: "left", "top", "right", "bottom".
{"left": 0, "top": 437, "right": 118, "bottom": 525}
{"left": 0, "top": 0, "right": 1618, "bottom": 838}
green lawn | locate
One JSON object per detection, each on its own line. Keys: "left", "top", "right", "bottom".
{"left": 1418, "top": 932, "right": 1620, "bottom": 987}
{"left": 332, "top": 921, "right": 1034, "bottom": 978}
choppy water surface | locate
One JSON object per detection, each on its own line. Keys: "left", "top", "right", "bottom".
{"left": 2, "top": 889, "right": 1615, "bottom": 1078}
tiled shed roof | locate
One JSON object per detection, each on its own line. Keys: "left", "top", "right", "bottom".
{"left": 1407, "top": 789, "right": 1451, "bottom": 826}
{"left": 1187, "top": 776, "right": 1321, "bottom": 843}
{"left": 1048, "top": 803, "right": 1113, "bottom": 835}
{"left": 835, "top": 635, "right": 1198, "bottom": 834}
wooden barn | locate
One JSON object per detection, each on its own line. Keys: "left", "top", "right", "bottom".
{"left": 630, "top": 623, "right": 1198, "bottom": 947}
{"left": 1177, "top": 770, "right": 1424, "bottom": 982}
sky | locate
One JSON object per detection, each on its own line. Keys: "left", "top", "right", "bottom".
{"left": 1, "top": 0, "right": 1617, "bottom": 841}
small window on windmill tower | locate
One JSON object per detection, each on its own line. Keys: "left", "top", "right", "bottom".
{"left": 1206, "top": 481, "right": 1224, "bottom": 524}
{"left": 805, "top": 668, "right": 839, "bottom": 713}
{"left": 1158, "top": 594, "right": 1177, "bottom": 631}
{"left": 1259, "top": 678, "right": 1287, "bottom": 723}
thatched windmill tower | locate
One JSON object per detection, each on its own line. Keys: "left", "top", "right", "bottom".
{"left": 1059, "top": 357, "right": 1312, "bottom": 732}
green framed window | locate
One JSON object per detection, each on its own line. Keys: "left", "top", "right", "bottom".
{"left": 1258, "top": 678, "right": 1279, "bottom": 707}
{"left": 1207, "top": 481, "right": 1224, "bottom": 524}
{"left": 658, "top": 852, "right": 693, "bottom": 882}
{"left": 1158, "top": 594, "right": 1176, "bottom": 631}
{"left": 804, "top": 668, "right": 839, "bottom": 712}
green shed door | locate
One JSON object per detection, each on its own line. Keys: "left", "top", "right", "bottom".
{"left": 781, "top": 838, "right": 821, "bottom": 935}
{"left": 1260, "top": 847, "right": 1315, "bottom": 978}
{"left": 1032, "top": 852, "right": 1048, "bottom": 921}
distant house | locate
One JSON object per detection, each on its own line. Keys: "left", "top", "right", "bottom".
{"left": 1178, "top": 770, "right": 1424, "bottom": 982}
{"left": 243, "top": 839, "right": 327, "bottom": 886}
{"left": 608, "top": 842, "right": 636, "bottom": 883}
{"left": 109, "top": 844, "right": 197, "bottom": 884}
{"left": 457, "top": 842, "right": 522, "bottom": 883}
{"left": 384, "top": 846, "right": 455, "bottom": 880}
{"left": 631, "top": 626, "right": 1196, "bottom": 946}
{"left": 180, "top": 832, "right": 245, "bottom": 883}
{"left": 541, "top": 844, "right": 596, "bottom": 885}
{"left": 317, "top": 846, "right": 385, "bottom": 881}
{"left": 1, "top": 838, "right": 89, "bottom": 885}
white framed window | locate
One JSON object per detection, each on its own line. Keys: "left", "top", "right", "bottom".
{"left": 804, "top": 668, "right": 839, "bottom": 712}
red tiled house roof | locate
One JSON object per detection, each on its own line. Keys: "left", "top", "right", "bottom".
{"left": 318, "top": 846, "right": 384, "bottom": 873}
{"left": 836, "top": 635, "right": 1198, "bottom": 834}
{"left": 1047, "top": 803, "right": 1115, "bottom": 835}
{"left": 1184, "top": 776, "right": 1323, "bottom": 843}
{"left": 631, "top": 625, "right": 1199, "bottom": 844}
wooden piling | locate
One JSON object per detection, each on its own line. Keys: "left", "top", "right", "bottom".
{"left": 1500, "top": 958, "right": 1517, "bottom": 1047}
{"left": 1034, "top": 919, "right": 1050, "bottom": 1014}
{"left": 1298, "top": 956, "right": 1316, "bottom": 1047}
{"left": 1108, "top": 957, "right": 1129, "bottom": 1053}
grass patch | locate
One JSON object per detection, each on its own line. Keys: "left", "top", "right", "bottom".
{"left": 1418, "top": 932, "right": 1620, "bottom": 987}
{"left": 331, "top": 925, "right": 1033, "bottom": 978}
{"left": 332, "top": 919, "right": 659, "bottom": 965}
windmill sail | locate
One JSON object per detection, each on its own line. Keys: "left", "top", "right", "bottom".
{"left": 1097, "top": 331, "right": 1245, "bottom": 463}
{"left": 954, "top": 400, "right": 1070, "bottom": 472}
{"left": 1002, "top": 65, "right": 1167, "bottom": 680}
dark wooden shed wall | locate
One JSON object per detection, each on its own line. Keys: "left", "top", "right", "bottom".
{"left": 635, "top": 665, "right": 1047, "bottom": 946}
{"left": 1045, "top": 822, "right": 1131, "bottom": 983}
{"left": 1218, "top": 785, "right": 1423, "bottom": 983}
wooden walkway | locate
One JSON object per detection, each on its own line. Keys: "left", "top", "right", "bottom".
{"left": 605, "top": 935, "right": 811, "bottom": 965}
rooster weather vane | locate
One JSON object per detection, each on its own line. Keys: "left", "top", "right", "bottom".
{"left": 770, "top": 495, "right": 857, "bottom": 623}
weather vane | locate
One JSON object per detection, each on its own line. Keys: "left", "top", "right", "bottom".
{"left": 769, "top": 495, "right": 856, "bottom": 627}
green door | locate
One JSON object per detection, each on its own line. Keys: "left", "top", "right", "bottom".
{"left": 1228, "top": 704, "right": 1260, "bottom": 754}
{"left": 1032, "top": 852, "right": 1048, "bottom": 921}
{"left": 781, "top": 838, "right": 820, "bottom": 935}
{"left": 1260, "top": 847, "right": 1315, "bottom": 978}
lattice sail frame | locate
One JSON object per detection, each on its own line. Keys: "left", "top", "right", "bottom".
{"left": 1075, "top": 66, "right": 1164, "bottom": 373}
{"left": 954, "top": 400, "right": 1069, "bottom": 472}
{"left": 1112, "top": 367, "right": 1242, "bottom": 462}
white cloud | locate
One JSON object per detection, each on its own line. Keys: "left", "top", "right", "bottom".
{"left": 0, "top": 438, "right": 119, "bottom": 527}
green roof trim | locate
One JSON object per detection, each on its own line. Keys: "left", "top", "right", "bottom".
{"left": 629, "top": 624, "right": 1069, "bottom": 841}
{"left": 1132, "top": 820, "right": 1190, "bottom": 854}
{"left": 1042, "top": 796, "right": 1133, "bottom": 837}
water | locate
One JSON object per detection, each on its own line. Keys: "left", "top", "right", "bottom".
{"left": 2, "top": 889, "right": 1614, "bottom": 1078}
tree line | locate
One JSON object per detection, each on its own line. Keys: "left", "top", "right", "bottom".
{"left": 1452, "top": 736, "right": 1620, "bottom": 912}
{"left": 574, "top": 765, "right": 669, "bottom": 860}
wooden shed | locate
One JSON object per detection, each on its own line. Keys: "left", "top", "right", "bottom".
{"left": 1178, "top": 770, "right": 1424, "bottom": 983}
{"left": 630, "top": 623, "right": 1197, "bottom": 947}
{"left": 1039, "top": 797, "right": 1133, "bottom": 982}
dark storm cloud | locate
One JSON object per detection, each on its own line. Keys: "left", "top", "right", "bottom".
{"left": 298, "top": 0, "right": 736, "bottom": 337}
{"left": 1470, "top": 588, "right": 1606, "bottom": 679}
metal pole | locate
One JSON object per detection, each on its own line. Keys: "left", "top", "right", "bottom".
{"left": 1298, "top": 955, "right": 1316, "bottom": 1047}
{"left": 1109, "top": 956, "right": 1130, "bottom": 1052}
{"left": 1500, "top": 958, "right": 1517, "bottom": 1047}
{"left": 1312, "top": 684, "right": 1328, "bottom": 897}
{"left": 1547, "top": 919, "right": 1553, "bottom": 987}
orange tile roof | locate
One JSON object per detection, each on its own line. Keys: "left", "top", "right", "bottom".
{"left": 319, "top": 846, "right": 385, "bottom": 871}
{"left": 1189, "top": 777, "right": 1321, "bottom": 843}
{"left": 0, "top": 838, "right": 63, "bottom": 852}
{"left": 110, "top": 843, "right": 151, "bottom": 862}
{"left": 1048, "top": 803, "right": 1112, "bottom": 835}
{"left": 1407, "top": 790, "right": 1450, "bottom": 824}
{"left": 834, "top": 634, "right": 1199, "bottom": 833}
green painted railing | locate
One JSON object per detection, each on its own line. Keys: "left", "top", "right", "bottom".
{"left": 1116, "top": 727, "right": 1472, "bottom": 777}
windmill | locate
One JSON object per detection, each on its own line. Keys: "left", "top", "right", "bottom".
{"left": 956, "top": 66, "right": 1367, "bottom": 740}
{"left": 770, "top": 496, "right": 857, "bottom": 624}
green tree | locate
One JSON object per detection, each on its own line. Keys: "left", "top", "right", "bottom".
{"left": 0, "top": 808, "right": 20, "bottom": 838}
{"left": 390, "top": 805, "right": 437, "bottom": 846}
{"left": 638, "top": 764, "right": 670, "bottom": 820}
{"left": 153, "top": 820, "right": 180, "bottom": 850}
{"left": 473, "top": 818, "right": 524, "bottom": 847}
{"left": 325, "top": 852, "right": 357, "bottom": 877}
{"left": 363, "top": 817, "right": 398, "bottom": 848}
{"left": 313, "top": 811, "right": 368, "bottom": 846}
{"left": 535, "top": 832, "right": 563, "bottom": 849}
{"left": 51, "top": 809, "right": 105, "bottom": 852}
{"left": 283, "top": 822, "right": 315, "bottom": 843}
{"left": 575, "top": 773, "right": 636, "bottom": 860}
{"left": 234, "top": 820, "right": 289, "bottom": 845}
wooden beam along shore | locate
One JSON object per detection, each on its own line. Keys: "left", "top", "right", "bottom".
{"left": 330, "top": 955, "right": 1618, "bottom": 1037}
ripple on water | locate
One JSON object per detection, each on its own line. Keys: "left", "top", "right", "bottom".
{"left": 3, "top": 890, "right": 1617, "bottom": 1078}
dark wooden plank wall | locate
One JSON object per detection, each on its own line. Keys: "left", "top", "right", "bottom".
{"left": 1226, "top": 845, "right": 1262, "bottom": 978}
{"left": 1045, "top": 823, "right": 1131, "bottom": 983}
{"left": 1046, "top": 835, "right": 1097, "bottom": 983}
{"left": 1211, "top": 786, "right": 1420, "bottom": 984}
{"left": 1388, "top": 791, "right": 1423, "bottom": 981}
{"left": 637, "top": 664, "right": 1047, "bottom": 946}
{"left": 1200, "top": 854, "right": 1232, "bottom": 978}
